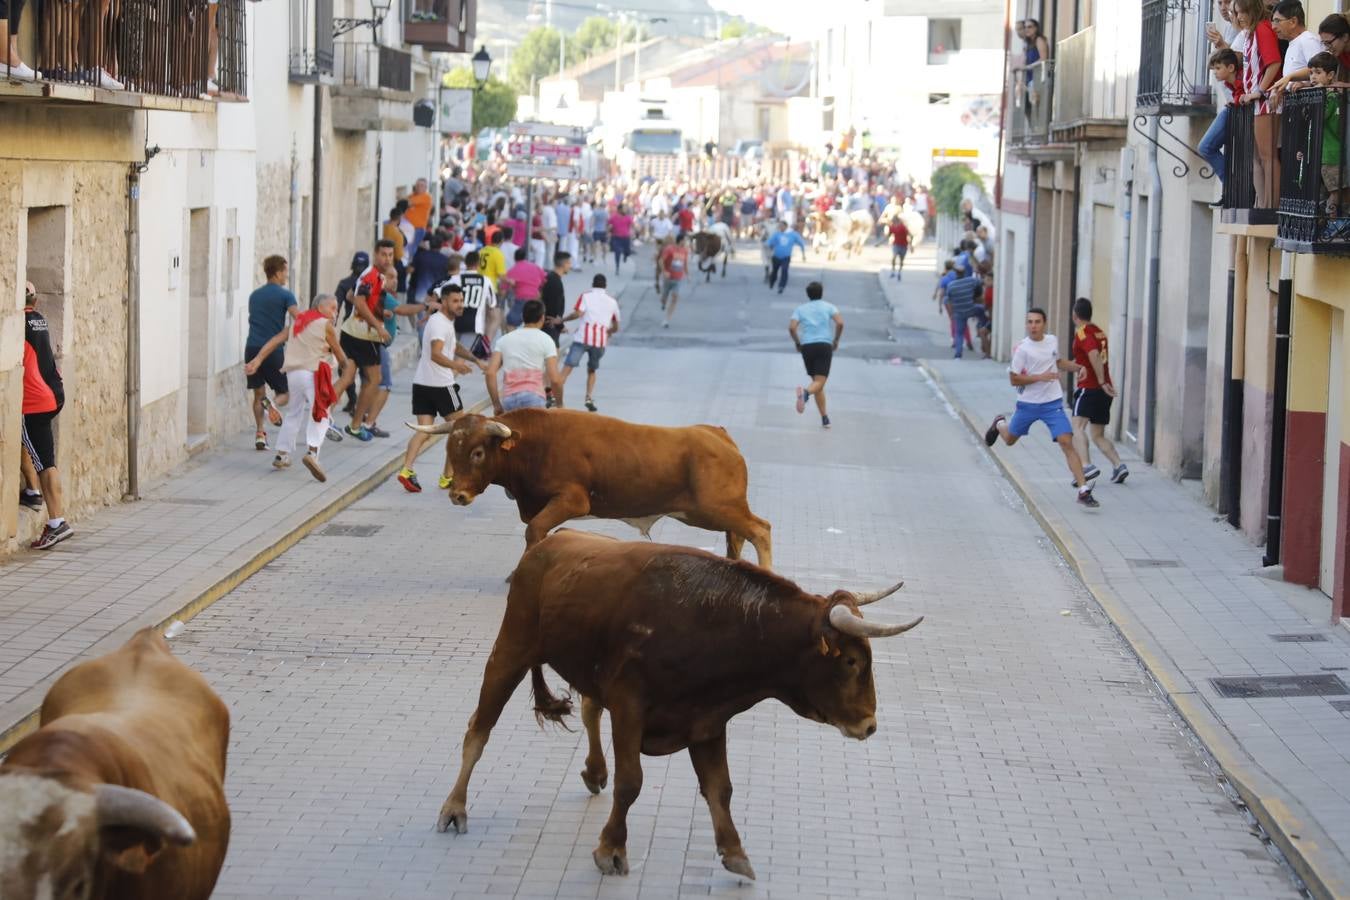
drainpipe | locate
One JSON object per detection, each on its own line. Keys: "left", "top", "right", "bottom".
{"left": 125, "top": 164, "right": 142, "bottom": 501}
{"left": 1068, "top": 159, "right": 1082, "bottom": 335}
{"left": 1223, "top": 236, "right": 1247, "bottom": 527}
{"left": 1264, "top": 250, "right": 1293, "bottom": 566}
{"left": 1142, "top": 114, "right": 1163, "bottom": 464}
{"left": 1113, "top": 147, "right": 1135, "bottom": 444}
{"left": 309, "top": 87, "right": 323, "bottom": 304}
{"left": 289, "top": 143, "right": 302, "bottom": 302}
{"left": 994, "top": 0, "right": 1012, "bottom": 211}
{"left": 1026, "top": 164, "right": 1038, "bottom": 313}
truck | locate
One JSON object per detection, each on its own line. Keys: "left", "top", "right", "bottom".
{"left": 610, "top": 98, "right": 685, "bottom": 180}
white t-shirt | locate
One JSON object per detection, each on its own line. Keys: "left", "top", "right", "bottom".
{"left": 572, "top": 289, "right": 620, "bottom": 348}
{"left": 541, "top": 205, "right": 558, "bottom": 230}
{"left": 414, "top": 312, "right": 459, "bottom": 388}
{"left": 495, "top": 327, "right": 557, "bottom": 396}
{"left": 1009, "top": 334, "right": 1063, "bottom": 404}
{"left": 1284, "top": 30, "right": 1322, "bottom": 77}
{"left": 651, "top": 217, "right": 673, "bottom": 240}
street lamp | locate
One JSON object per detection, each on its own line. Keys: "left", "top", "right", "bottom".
{"left": 333, "top": 0, "right": 393, "bottom": 38}
{"left": 472, "top": 46, "right": 493, "bottom": 88}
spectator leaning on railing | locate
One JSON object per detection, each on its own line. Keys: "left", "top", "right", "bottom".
{"left": 1203, "top": 49, "right": 1244, "bottom": 189}
{"left": 1235, "top": 0, "right": 1283, "bottom": 208}
{"left": 1269, "top": 1, "right": 1326, "bottom": 104}
{"left": 1306, "top": 53, "right": 1349, "bottom": 217}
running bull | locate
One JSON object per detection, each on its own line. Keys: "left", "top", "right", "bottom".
{"left": 410, "top": 409, "right": 773, "bottom": 567}
{"left": 0, "top": 628, "right": 230, "bottom": 900}
{"left": 434, "top": 530, "right": 919, "bottom": 880}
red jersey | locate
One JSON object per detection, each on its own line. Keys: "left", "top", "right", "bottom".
{"left": 676, "top": 208, "right": 695, "bottom": 231}
{"left": 22, "top": 307, "right": 62, "bottom": 415}
{"left": 1072, "top": 322, "right": 1110, "bottom": 389}
{"left": 888, "top": 221, "right": 911, "bottom": 247}
{"left": 354, "top": 265, "right": 385, "bottom": 321}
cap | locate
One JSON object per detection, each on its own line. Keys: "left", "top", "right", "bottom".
{"left": 350, "top": 251, "right": 370, "bottom": 270}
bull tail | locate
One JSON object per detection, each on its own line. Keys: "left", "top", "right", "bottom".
{"left": 531, "top": 666, "right": 575, "bottom": 730}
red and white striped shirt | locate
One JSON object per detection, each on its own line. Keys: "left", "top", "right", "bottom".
{"left": 573, "top": 289, "right": 620, "bottom": 348}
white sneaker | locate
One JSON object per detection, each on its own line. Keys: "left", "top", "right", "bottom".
{"left": 206, "top": 78, "right": 219, "bottom": 94}
{"left": 2, "top": 61, "right": 37, "bottom": 82}
{"left": 97, "top": 69, "right": 123, "bottom": 90}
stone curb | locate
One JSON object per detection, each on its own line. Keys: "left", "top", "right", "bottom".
{"left": 0, "top": 395, "right": 489, "bottom": 756}
{"left": 919, "top": 359, "right": 1347, "bottom": 900}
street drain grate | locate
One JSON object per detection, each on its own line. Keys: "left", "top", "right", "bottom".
{"left": 319, "top": 523, "right": 384, "bottom": 538}
{"left": 1270, "top": 633, "right": 1329, "bottom": 643}
{"left": 1126, "top": 558, "right": 1181, "bottom": 569}
{"left": 1210, "top": 674, "right": 1349, "bottom": 699}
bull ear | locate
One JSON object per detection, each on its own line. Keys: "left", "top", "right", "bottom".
{"left": 101, "top": 829, "right": 165, "bottom": 874}
{"left": 500, "top": 434, "right": 518, "bottom": 452}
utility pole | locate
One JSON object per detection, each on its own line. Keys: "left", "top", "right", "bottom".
{"left": 614, "top": 13, "right": 623, "bottom": 94}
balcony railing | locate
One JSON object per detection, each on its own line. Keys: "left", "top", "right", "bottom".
{"left": 1050, "top": 26, "right": 1129, "bottom": 143}
{"left": 29, "top": 0, "right": 246, "bottom": 99}
{"left": 403, "top": 0, "right": 475, "bottom": 52}
{"left": 1220, "top": 102, "right": 1279, "bottom": 225}
{"left": 1009, "top": 60, "right": 1054, "bottom": 147}
{"left": 334, "top": 42, "right": 413, "bottom": 93}
{"left": 290, "top": 0, "right": 335, "bottom": 82}
{"left": 1277, "top": 87, "right": 1350, "bottom": 253}
{"left": 1136, "top": 0, "right": 1212, "bottom": 115}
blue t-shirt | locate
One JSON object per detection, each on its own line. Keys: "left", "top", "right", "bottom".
{"left": 791, "top": 300, "right": 839, "bottom": 346}
{"left": 382, "top": 292, "right": 399, "bottom": 340}
{"left": 246, "top": 283, "right": 297, "bottom": 349}
{"left": 767, "top": 230, "right": 806, "bottom": 259}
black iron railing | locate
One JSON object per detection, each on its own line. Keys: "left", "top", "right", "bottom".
{"left": 335, "top": 42, "right": 413, "bottom": 93}
{"left": 1136, "top": 0, "right": 1211, "bottom": 114}
{"left": 31, "top": 0, "right": 246, "bottom": 99}
{"left": 378, "top": 45, "right": 412, "bottom": 92}
{"left": 1222, "top": 102, "right": 1258, "bottom": 211}
{"left": 1010, "top": 60, "right": 1054, "bottom": 146}
{"left": 1277, "top": 87, "right": 1350, "bottom": 251}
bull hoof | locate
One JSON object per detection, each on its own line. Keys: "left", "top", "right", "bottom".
{"left": 435, "top": 803, "right": 468, "bottom": 834}
{"left": 721, "top": 853, "right": 756, "bottom": 881}
{"left": 592, "top": 845, "right": 629, "bottom": 876}
{"left": 580, "top": 768, "right": 608, "bottom": 795}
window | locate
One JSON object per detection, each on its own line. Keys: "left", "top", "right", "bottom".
{"left": 927, "top": 18, "right": 961, "bottom": 65}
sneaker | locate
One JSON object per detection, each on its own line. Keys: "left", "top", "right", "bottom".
{"left": 302, "top": 453, "right": 326, "bottom": 483}
{"left": 1111, "top": 464, "right": 1130, "bottom": 484}
{"left": 1077, "top": 488, "right": 1100, "bottom": 509}
{"left": 821, "top": 415, "right": 832, "bottom": 429}
{"left": 984, "top": 415, "right": 1005, "bottom": 447}
{"left": 438, "top": 475, "right": 453, "bottom": 490}
{"left": 2, "top": 61, "right": 38, "bottom": 81}
{"left": 326, "top": 424, "right": 344, "bottom": 443}
{"left": 795, "top": 386, "right": 806, "bottom": 414}
{"left": 255, "top": 431, "right": 267, "bottom": 451}
{"left": 545, "top": 396, "right": 556, "bottom": 409}
{"left": 367, "top": 425, "right": 390, "bottom": 438}
{"left": 19, "top": 490, "right": 42, "bottom": 510}
{"left": 272, "top": 453, "right": 291, "bottom": 470}
{"left": 345, "top": 424, "right": 373, "bottom": 442}
{"left": 398, "top": 469, "right": 423, "bottom": 493}
{"left": 260, "top": 396, "right": 282, "bottom": 426}
{"left": 31, "top": 521, "right": 73, "bottom": 550}
{"left": 1071, "top": 465, "right": 1100, "bottom": 487}
{"left": 585, "top": 398, "right": 598, "bottom": 412}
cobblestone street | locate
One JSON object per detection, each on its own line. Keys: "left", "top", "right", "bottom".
{"left": 159, "top": 245, "right": 1301, "bottom": 899}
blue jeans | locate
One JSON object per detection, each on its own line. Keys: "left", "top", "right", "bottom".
{"left": 770, "top": 256, "right": 790, "bottom": 291}
{"left": 502, "top": 391, "right": 547, "bottom": 411}
{"left": 379, "top": 345, "right": 393, "bottom": 389}
{"left": 1199, "top": 106, "right": 1229, "bottom": 184}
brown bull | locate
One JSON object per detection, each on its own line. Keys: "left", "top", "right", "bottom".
{"left": 435, "top": 530, "right": 919, "bottom": 880}
{"left": 410, "top": 409, "right": 772, "bottom": 567}
{"left": 691, "top": 231, "right": 727, "bottom": 281}
{"left": 0, "top": 628, "right": 230, "bottom": 900}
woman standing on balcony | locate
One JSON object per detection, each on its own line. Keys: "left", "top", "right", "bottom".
{"left": 1016, "top": 20, "right": 1051, "bottom": 113}
{"left": 1235, "top": 0, "right": 1283, "bottom": 208}
{"left": 0, "top": 0, "right": 37, "bottom": 79}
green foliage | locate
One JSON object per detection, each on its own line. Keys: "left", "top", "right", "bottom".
{"left": 931, "top": 163, "right": 986, "bottom": 218}
{"left": 572, "top": 16, "right": 636, "bottom": 58}
{"left": 720, "top": 19, "right": 758, "bottom": 40}
{"left": 443, "top": 68, "right": 517, "bottom": 130}
{"left": 509, "top": 21, "right": 642, "bottom": 95}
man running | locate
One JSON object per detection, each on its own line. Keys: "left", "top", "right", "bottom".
{"left": 398, "top": 284, "right": 476, "bottom": 493}
{"left": 888, "top": 215, "right": 912, "bottom": 279}
{"left": 984, "top": 307, "right": 1100, "bottom": 508}
{"left": 540, "top": 250, "right": 571, "bottom": 349}
{"left": 789, "top": 280, "right": 843, "bottom": 429}
{"left": 767, "top": 220, "right": 808, "bottom": 295}
{"left": 658, "top": 232, "right": 690, "bottom": 328}
{"left": 1070, "top": 297, "right": 1128, "bottom": 486}
{"left": 559, "top": 274, "right": 620, "bottom": 411}
{"left": 485, "top": 300, "right": 562, "bottom": 413}
{"left": 22, "top": 280, "right": 71, "bottom": 549}
{"left": 454, "top": 249, "right": 499, "bottom": 354}
{"left": 338, "top": 240, "right": 394, "bottom": 441}
{"left": 245, "top": 254, "right": 297, "bottom": 450}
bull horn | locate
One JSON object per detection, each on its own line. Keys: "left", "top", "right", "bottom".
{"left": 828, "top": 604, "right": 923, "bottom": 639}
{"left": 484, "top": 420, "right": 512, "bottom": 439}
{"left": 96, "top": 784, "right": 196, "bottom": 846}
{"left": 406, "top": 420, "right": 456, "bottom": 435}
{"left": 852, "top": 581, "right": 904, "bottom": 606}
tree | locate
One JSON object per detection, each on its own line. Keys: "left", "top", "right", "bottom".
{"left": 720, "top": 19, "right": 759, "bottom": 40}
{"left": 572, "top": 16, "right": 618, "bottom": 58}
{"left": 443, "top": 68, "right": 517, "bottom": 131}
{"left": 509, "top": 26, "right": 578, "bottom": 94}
{"left": 931, "top": 163, "right": 986, "bottom": 218}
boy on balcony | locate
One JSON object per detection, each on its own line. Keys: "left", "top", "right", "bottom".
{"left": 1308, "top": 52, "right": 1349, "bottom": 216}
{"left": 1202, "top": 49, "right": 1244, "bottom": 189}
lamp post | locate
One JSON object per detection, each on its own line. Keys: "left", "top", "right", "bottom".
{"left": 333, "top": 0, "right": 393, "bottom": 38}
{"left": 472, "top": 45, "right": 493, "bottom": 88}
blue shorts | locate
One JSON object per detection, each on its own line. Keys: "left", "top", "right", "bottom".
{"left": 564, "top": 342, "right": 605, "bottom": 372}
{"left": 1008, "top": 399, "right": 1072, "bottom": 440}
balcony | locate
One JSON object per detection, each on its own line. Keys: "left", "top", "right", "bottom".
{"left": 1276, "top": 87, "right": 1350, "bottom": 254}
{"left": 1, "top": 0, "right": 247, "bottom": 109}
{"left": 403, "top": 0, "right": 476, "bottom": 53}
{"left": 1050, "top": 26, "right": 1128, "bottom": 145}
{"left": 1008, "top": 60, "right": 1072, "bottom": 162}
{"left": 330, "top": 42, "right": 416, "bottom": 132}
{"left": 1220, "top": 102, "right": 1278, "bottom": 228}
{"left": 1136, "top": 0, "right": 1213, "bottom": 116}
{"left": 290, "top": 0, "right": 335, "bottom": 83}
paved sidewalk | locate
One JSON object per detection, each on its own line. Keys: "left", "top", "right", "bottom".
{"left": 0, "top": 260, "right": 638, "bottom": 751}
{"left": 878, "top": 265, "right": 1350, "bottom": 898}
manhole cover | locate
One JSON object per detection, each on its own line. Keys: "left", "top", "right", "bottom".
{"left": 1270, "top": 633, "right": 1329, "bottom": 643}
{"left": 1211, "top": 674, "right": 1349, "bottom": 699}
{"left": 1126, "top": 558, "right": 1180, "bottom": 569}
{"left": 319, "top": 523, "right": 384, "bottom": 537}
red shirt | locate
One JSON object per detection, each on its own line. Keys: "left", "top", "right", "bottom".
{"left": 659, "top": 244, "right": 690, "bottom": 281}
{"left": 888, "top": 221, "right": 911, "bottom": 247}
{"left": 676, "top": 208, "right": 695, "bottom": 232}
{"left": 1072, "top": 322, "right": 1111, "bottom": 389}
{"left": 355, "top": 265, "right": 385, "bottom": 320}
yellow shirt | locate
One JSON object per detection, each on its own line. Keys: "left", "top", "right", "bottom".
{"left": 479, "top": 245, "right": 507, "bottom": 288}
{"left": 382, "top": 221, "right": 406, "bottom": 261}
